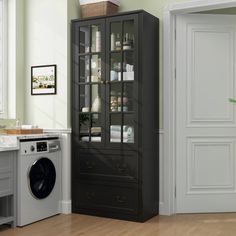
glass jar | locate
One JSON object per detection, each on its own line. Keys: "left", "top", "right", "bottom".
{"left": 110, "top": 91, "right": 118, "bottom": 112}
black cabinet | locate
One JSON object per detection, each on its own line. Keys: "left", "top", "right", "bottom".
{"left": 71, "top": 10, "right": 159, "bottom": 222}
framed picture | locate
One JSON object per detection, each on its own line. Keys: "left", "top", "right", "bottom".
{"left": 31, "top": 64, "right": 57, "bottom": 95}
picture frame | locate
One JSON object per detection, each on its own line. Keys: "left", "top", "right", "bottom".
{"left": 31, "top": 64, "right": 57, "bottom": 95}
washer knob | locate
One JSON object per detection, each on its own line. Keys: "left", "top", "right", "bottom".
{"left": 30, "top": 145, "right": 35, "bottom": 152}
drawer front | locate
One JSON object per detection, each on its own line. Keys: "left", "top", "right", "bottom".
{"left": 76, "top": 183, "right": 138, "bottom": 215}
{"left": 0, "top": 154, "right": 13, "bottom": 174}
{"left": 0, "top": 173, "right": 13, "bottom": 197}
{"left": 79, "top": 151, "right": 138, "bottom": 181}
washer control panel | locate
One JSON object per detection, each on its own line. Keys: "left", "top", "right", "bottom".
{"left": 36, "top": 142, "right": 48, "bottom": 152}
{"left": 19, "top": 137, "right": 59, "bottom": 155}
{"left": 20, "top": 141, "right": 49, "bottom": 155}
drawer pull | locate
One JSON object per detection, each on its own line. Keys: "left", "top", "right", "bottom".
{"left": 116, "top": 195, "right": 127, "bottom": 203}
{"left": 86, "top": 192, "right": 95, "bottom": 200}
{"left": 86, "top": 161, "right": 95, "bottom": 169}
{"left": 117, "top": 164, "right": 127, "bottom": 173}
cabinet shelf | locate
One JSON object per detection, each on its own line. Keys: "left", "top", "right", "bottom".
{"left": 78, "top": 52, "right": 101, "bottom": 56}
{"left": 109, "top": 111, "right": 134, "bottom": 114}
{"left": 79, "top": 112, "right": 101, "bottom": 114}
{"left": 78, "top": 81, "right": 104, "bottom": 85}
{"left": 109, "top": 80, "right": 134, "bottom": 84}
{"left": 78, "top": 80, "right": 134, "bottom": 84}
{"left": 110, "top": 49, "right": 134, "bottom": 53}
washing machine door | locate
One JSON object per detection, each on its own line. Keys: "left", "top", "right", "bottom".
{"left": 28, "top": 157, "right": 56, "bottom": 199}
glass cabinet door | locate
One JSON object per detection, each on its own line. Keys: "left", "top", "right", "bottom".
{"left": 77, "top": 20, "right": 105, "bottom": 144}
{"left": 107, "top": 17, "right": 137, "bottom": 144}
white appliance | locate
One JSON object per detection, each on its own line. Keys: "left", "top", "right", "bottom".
{"left": 17, "top": 137, "right": 61, "bottom": 226}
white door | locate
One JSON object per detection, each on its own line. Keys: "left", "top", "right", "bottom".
{"left": 176, "top": 14, "right": 236, "bottom": 213}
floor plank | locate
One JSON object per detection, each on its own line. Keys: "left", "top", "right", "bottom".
{"left": 1, "top": 213, "right": 236, "bottom": 236}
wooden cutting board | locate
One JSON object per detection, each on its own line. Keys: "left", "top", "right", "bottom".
{"left": 5, "top": 128, "right": 43, "bottom": 135}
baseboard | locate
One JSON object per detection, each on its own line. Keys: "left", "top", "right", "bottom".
{"left": 60, "top": 200, "right": 72, "bottom": 214}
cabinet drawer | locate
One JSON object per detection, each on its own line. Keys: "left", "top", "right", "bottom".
{"left": 0, "top": 173, "right": 13, "bottom": 197}
{"left": 0, "top": 154, "right": 13, "bottom": 173}
{"left": 77, "top": 183, "right": 138, "bottom": 215}
{"left": 79, "top": 151, "right": 138, "bottom": 181}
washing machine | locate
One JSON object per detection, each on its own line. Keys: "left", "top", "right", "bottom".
{"left": 17, "top": 136, "right": 61, "bottom": 226}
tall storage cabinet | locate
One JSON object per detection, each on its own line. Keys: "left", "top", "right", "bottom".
{"left": 71, "top": 10, "right": 159, "bottom": 222}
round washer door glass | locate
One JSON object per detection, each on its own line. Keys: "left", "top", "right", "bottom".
{"left": 29, "top": 157, "right": 56, "bottom": 199}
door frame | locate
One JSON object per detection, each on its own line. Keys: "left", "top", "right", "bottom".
{"left": 163, "top": 0, "right": 236, "bottom": 215}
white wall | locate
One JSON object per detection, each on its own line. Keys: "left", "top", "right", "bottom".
{"left": 25, "top": 0, "right": 71, "bottom": 129}
{"left": 67, "top": 0, "right": 80, "bottom": 128}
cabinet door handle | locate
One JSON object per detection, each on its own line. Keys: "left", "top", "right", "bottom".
{"left": 100, "top": 80, "right": 105, "bottom": 84}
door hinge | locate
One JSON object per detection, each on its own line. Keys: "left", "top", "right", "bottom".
{"left": 175, "top": 28, "right": 176, "bottom": 41}
{"left": 174, "top": 68, "right": 176, "bottom": 80}
{"left": 174, "top": 186, "right": 176, "bottom": 198}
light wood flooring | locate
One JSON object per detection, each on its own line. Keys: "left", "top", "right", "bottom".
{"left": 1, "top": 213, "right": 236, "bottom": 236}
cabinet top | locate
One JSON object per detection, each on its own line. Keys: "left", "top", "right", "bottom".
{"left": 71, "top": 9, "right": 159, "bottom": 23}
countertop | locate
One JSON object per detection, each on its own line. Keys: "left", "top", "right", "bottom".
{"left": 0, "top": 146, "right": 19, "bottom": 152}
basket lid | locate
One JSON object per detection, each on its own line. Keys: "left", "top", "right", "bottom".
{"left": 80, "top": 0, "right": 121, "bottom": 6}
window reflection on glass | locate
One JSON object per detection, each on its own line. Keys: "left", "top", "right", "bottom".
{"left": 80, "top": 56, "right": 90, "bottom": 83}
{"left": 80, "top": 26, "right": 90, "bottom": 53}
{"left": 79, "top": 84, "right": 90, "bottom": 112}
{"left": 110, "top": 22, "right": 122, "bottom": 51}
{"left": 110, "top": 114, "right": 122, "bottom": 143}
{"left": 123, "top": 83, "right": 133, "bottom": 112}
{"left": 91, "top": 114, "right": 101, "bottom": 142}
{"left": 123, "top": 20, "right": 134, "bottom": 50}
{"left": 91, "top": 55, "right": 101, "bottom": 82}
{"left": 79, "top": 114, "right": 90, "bottom": 142}
{"left": 123, "top": 114, "right": 134, "bottom": 143}
{"left": 91, "top": 25, "right": 101, "bottom": 53}
{"left": 73, "top": 84, "right": 79, "bottom": 112}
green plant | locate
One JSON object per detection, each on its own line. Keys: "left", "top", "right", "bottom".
{"left": 229, "top": 98, "right": 236, "bottom": 104}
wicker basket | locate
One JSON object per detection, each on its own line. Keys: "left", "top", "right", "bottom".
{"left": 80, "top": 0, "right": 120, "bottom": 18}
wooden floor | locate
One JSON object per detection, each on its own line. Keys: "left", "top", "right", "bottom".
{"left": 1, "top": 213, "right": 236, "bottom": 236}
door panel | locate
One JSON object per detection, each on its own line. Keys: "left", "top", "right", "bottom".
{"left": 187, "top": 137, "right": 234, "bottom": 192}
{"left": 176, "top": 14, "right": 236, "bottom": 213}
{"left": 187, "top": 25, "right": 234, "bottom": 126}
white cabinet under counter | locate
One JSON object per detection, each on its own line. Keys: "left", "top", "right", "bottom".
{"left": 0, "top": 151, "right": 17, "bottom": 227}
